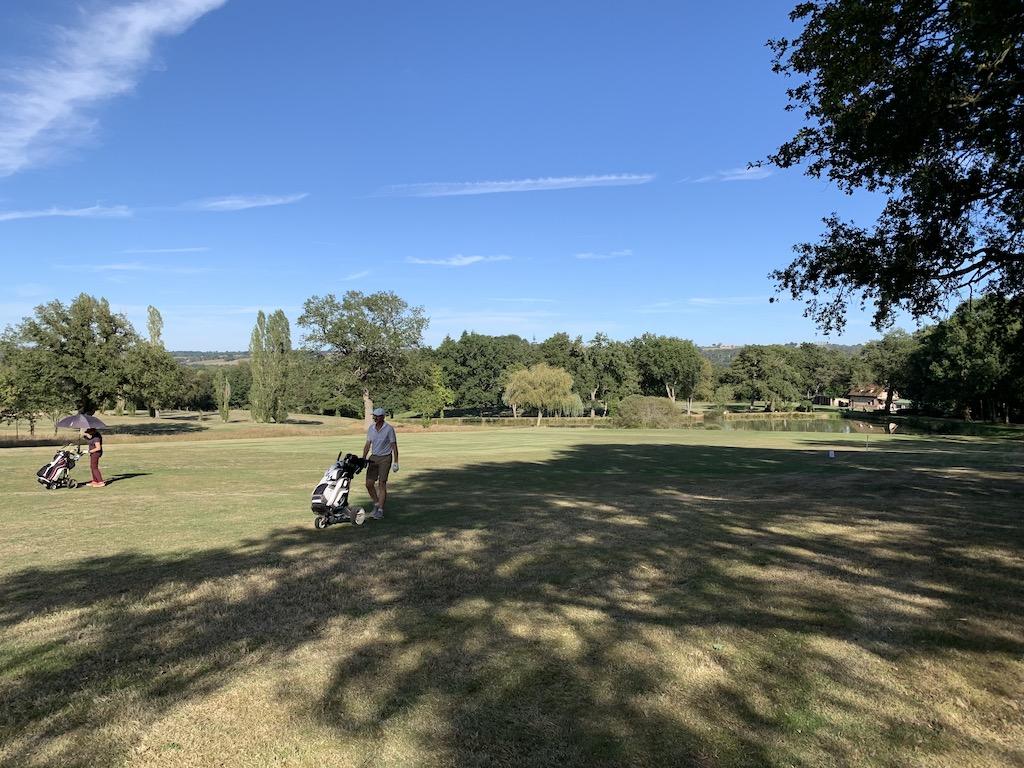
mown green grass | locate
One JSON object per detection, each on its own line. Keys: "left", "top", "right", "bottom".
{"left": 0, "top": 409, "right": 364, "bottom": 447}
{"left": 1, "top": 428, "right": 1022, "bottom": 767}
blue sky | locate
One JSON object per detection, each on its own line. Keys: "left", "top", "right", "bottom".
{"left": 0, "top": 0, "right": 900, "bottom": 350}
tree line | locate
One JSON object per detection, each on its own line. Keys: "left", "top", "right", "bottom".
{"left": 2, "top": 291, "right": 1022, "bottom": 433}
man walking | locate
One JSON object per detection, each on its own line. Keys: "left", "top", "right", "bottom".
{"left": 362, "top": 406, "right": 399, "bottom": 519}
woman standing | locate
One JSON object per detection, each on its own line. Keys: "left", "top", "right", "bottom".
{"left": 83, "top": 428, "right": 105, "bottom": 487}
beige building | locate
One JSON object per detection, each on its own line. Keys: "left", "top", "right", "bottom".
{"left": 812, "top": 395, "right": 849, "bottom": 407}
{"left": 847, "top": 385, "right": 899, "bottom": 411}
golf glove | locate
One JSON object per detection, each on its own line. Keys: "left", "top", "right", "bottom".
{"left": 392, "top": 462, "right": 399, "bottom": 473}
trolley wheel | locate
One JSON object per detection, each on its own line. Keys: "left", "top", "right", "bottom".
{"left": 67, "top": 479, "right": 78, "bottom": 489}
{"left": 314, "top": 515, "right": 329, "bottom": 530}
{"left": 45, "top": 482, "right": 55, "bottom": 490}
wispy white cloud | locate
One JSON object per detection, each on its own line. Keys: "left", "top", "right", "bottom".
{"left": 181, "top": 193, "right": 309, "bottom": 211}
{"left": 121, "top": 246, "right": 209, "bottom": 254}
{"left": 63, "top": 261, "right": 211, "bottom": 275}
{"left": 689, "top": 166, "right": 772, "bottom": 183}
{"left": 0, "top": 204, "right": 132, "bottom": 222}
{"left": 575, "top": 248, "right": 633, "bottom": 261}
{"left": 489, "top": 297, "right": 557, "bottom": 304}
{"left": 383, "top": 173, "right": 655, "bottom": 197}
{"left": 0, "top": 0, "right": 228, "bottom": 176}
{"left": 344, "top": 270, "right": 370, "bottom": 280}
{"left": 407, "top": 254, "right": 512, "bottom": 267}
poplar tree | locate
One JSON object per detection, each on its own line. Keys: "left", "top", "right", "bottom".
{"left": 248, "top": 312, "right": 270, "bottom": 422}
{"left": 248, "top": 310, "right": 291, "bottom": 423}
{"left": 265, "top": 310, "right": 291, "bottom": 423}
{"left": 214, "top": 368, "right": 231, "bottom": 422}
{"left": 147, "top": 306, "right": 164, "bottom": 347}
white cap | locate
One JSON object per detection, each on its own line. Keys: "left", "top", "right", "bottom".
{"left": 372, "top": 407, "right": 385, "bottom": 417}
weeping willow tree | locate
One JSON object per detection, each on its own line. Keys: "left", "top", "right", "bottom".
{"left": 502, "top": 363, "right": 580, "bottom": 426}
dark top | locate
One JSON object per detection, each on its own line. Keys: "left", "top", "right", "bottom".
{"left": 88, "top": 434, "right": 103, "bottom": 456}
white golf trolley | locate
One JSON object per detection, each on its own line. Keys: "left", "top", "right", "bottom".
{"left": 310, "top": 452, "right": 370, "bottom": 529}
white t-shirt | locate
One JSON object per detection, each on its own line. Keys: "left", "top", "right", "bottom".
{"left": 366, "top": 422, "right": 396, "bottom": 457}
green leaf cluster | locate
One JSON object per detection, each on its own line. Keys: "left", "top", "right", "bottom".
{"left": 5, "top": 294, "right": 137, "bottom": 414}
{"left": 631, "top": 333, "right": 707, "bottom": 412}
{"left": 769, "top": 0, "right": 1024, "bottom": 332}
{"left": 298, "top": 291, "right": 427, "bottom": 421}
{"left": 249, "top": 310, "right": 292, "bottom": 423}
{"left": 502, "top": 363, "right": 581, "bottom": 425}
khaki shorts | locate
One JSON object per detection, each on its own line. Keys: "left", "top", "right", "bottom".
{"left": 366, "top": 454, "right": 392, "bottom": 484}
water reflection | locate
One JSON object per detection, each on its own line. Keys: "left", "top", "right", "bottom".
{"left": 703, "top": 416, "right": 897, "bottom": 434}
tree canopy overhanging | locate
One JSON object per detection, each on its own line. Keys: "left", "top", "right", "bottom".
{"left": 767, "top": 0, "right": 1024, "bottom": 333}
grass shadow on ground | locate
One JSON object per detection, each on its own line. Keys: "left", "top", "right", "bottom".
{"left": 0, "top": 439, "right": 1022, "bottom": 766}
{"left": 69, "top": 472, "right": 151, "bottom": 488}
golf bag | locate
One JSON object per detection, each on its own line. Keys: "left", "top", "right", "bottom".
{"left": 36, "top": 444, "right": 83, "bottom": 490}
{"left": 311, "top": 452, "right": 368, "bottom": 529}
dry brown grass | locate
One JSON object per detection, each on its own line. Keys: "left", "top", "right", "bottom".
{"left": 0, "top": 431, "right": 1021, "bottom": 766}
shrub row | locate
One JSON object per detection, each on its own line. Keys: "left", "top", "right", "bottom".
{"left": 613, "top": 396, "right": 704, "bottom": 429}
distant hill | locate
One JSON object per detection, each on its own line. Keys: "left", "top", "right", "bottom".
{"left": 699, "top": 345, "right": 743, "bottom": 366}
{"left": 172, "top": 351, "right": 249, "bottom": 366}
{"left": 700, "top": 342, "right": 865, "bottom": 366}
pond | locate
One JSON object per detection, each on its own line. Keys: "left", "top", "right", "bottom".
{"left": 703, "top": 415, "right": 903, "bottom": 434}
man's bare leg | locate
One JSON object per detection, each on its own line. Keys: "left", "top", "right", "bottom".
{"left": 365, "top": 479, "right": 378, "bottom": 509}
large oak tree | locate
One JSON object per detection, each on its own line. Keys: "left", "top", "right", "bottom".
{"left": 299, "top": 291, "right": 427, "bottom": 423}
{"left": 768, "top": 1, "right": 1024, "bottom": 332}
{"left": 7, "top": 294, "right": 136, "bottom": 414}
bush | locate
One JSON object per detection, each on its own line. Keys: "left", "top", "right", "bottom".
{"left": 613, "top": 395, "right": 684, "bottom": 428}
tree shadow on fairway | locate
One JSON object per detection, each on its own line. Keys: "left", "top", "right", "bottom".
{"left": 0, "top": 440, "right": 1022, "bottom": 767}
{"left": 106, "top": 422, "right": 208, "bottom": 437}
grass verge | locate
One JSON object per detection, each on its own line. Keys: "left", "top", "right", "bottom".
{"left": 1, "top": 429, "right": 1021, "bottom": 767}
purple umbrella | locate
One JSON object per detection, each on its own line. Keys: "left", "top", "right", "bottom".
{"left": 55, "top": 413, "right": 109, "bottom": 430}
